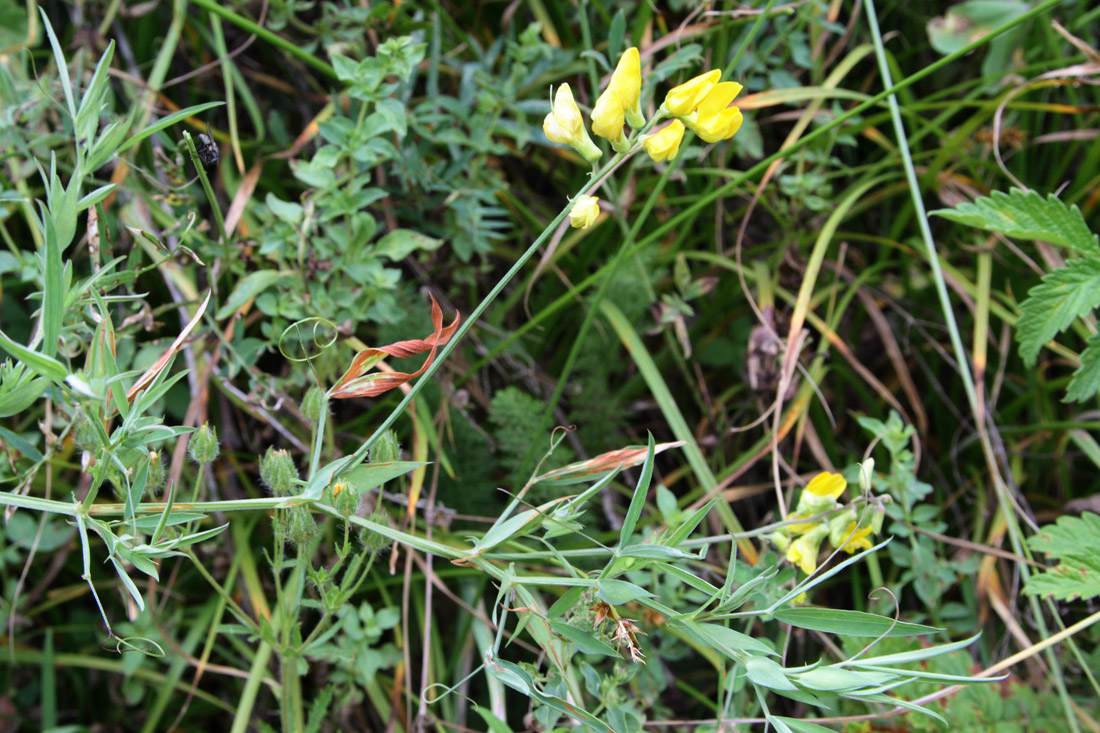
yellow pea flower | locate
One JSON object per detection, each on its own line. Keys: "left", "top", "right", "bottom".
{"left": 543, "top": 83, "right": 602, "bottom": 163}
{"left": 569, "top": 195, "right": 600, "bottom": 229}
{"left": 663, "top": 69, "right": 721, "bottom": 116}
{"left": 609, "top": 47, "right": 644, "bottom": 128}
{"left": 786, "top": 531, "right": 825, "bottom": 575}
{"left": 642, "top": 120, "right": 685, "bottom": 162}
{"left": 687, "top": 81, "right": 744, "bottom": 143}
{"left": 591, "top": 92, "right": 628, "bottom": 152}
{"left": 838, "top": 522, "right": 874, "bottom": 554}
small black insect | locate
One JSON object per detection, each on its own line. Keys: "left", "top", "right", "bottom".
{"left": 194, "top": 122, "right": 219, "bottom": 169}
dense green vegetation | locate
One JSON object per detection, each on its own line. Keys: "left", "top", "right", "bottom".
{"left": 2, "top": 0, "right": 1099, "bottom": 730}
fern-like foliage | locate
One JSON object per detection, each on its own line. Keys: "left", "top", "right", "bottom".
{"left": 1024, "top": 512, "right": 1100, "bottom": 602}
{"left": 931, "top": 189, "right": 1100, "bottom": 401}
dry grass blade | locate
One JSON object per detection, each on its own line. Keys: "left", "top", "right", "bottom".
{"left": 125, "top": 290, "right": 211, "bottom": 402}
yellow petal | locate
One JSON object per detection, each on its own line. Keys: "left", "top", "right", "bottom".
{"left": 569, "top": 195, "right": 600, "bottom": 229}
{"left": 690, "top": 107, "right": 743, "bottom": 143}
{"left": 543, "top": 112, "right": 573, "bottom": 145}
{"left": 609, "top": 47, "right": 641, "bottom": 111}
{"left": 839, "top": 522, "right": 874, "bottom": 554}
{"left": 551, "top": 83, "right": 583, "bottom": 140}
{"left": 591, "top": 91, "right": 626, "bottom": 141}
{"left": 697, "top": 81, "right": 742, "bottom": 117}
{"left": 805, "top": 472, "right": 847, "bottom": 500}
{"left": 643, "top": 120, "right": 685, "bottom": 162}
{"left": 664, "top": 69, "right": 721, "bottom": 116}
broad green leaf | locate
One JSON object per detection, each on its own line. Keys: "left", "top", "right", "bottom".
{"left": 676, "top": 620, "right": 778, "bottom": 657}
{"left": 930, "top": 188, "right": 1098, "bottom": 255}
{"left": 772, "top": 718, "right": 841, "bottom": 733}
{"left": 1024, "top": 512, "right": 1100, "bottom": 602}
{"left": 215, "top": 270, "right": 290, "bottom": 319}
{"left": 794, "top": 666, "right": 896, "bottom": 692}
{"left": 547, "top": 619, "right": 620, "bottom": 658}
{"left": 41, "top": 205, "right": 64, "bottom": 357}
{"left": 0, "top": 329, "right": 67, "bottom": 381}
{"left": 344, "top": 461, "right": 425, "bottom": 494}
{"left": 772, "top": 607, "right": 941, "bottom": 637}
{"left": 0, "top": 376, "right": 48, "bottom": 417}
{"left": 843, "top": 634, "right": 981, "bottom": 668}
{"left": 597, "top": 578, "right": 653, "bottom": 605}
{"left": 745, "top": 656, "right": 797, "bottom": 691}
{"left": 372, "top": 229, "right": 442, "bottom": 261}
{"left": 1065, "top": 332, "right": 1100, "bottom": 403}
{"left": 1016, "top": 258, "right": 1100, "bottom": 366}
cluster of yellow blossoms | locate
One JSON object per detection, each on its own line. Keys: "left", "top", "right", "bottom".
{"left": 543, "top": 47, "right": 746, "bottom": 229}
{"left": 770, "top": 471, "right": 883, "bottom": 576}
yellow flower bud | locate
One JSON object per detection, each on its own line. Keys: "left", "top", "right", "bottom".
{"left": 569, "top": 196, "right": 600, "bottom": 229}
{"left": 663, "top": 69, "right": 721, "bottom": 116}
{"left": 544, "top": 83, "right": 602, "bottom": 163}
{"left": 543, "top": 83, "right": 583, "bottom": 144}
{"left": 643, "top": 120, "right": 685, "bottom": 162}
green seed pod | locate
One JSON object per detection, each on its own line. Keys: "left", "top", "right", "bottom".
{"left": 285, "top": 505, "right": 318, "bottom": 546}
{"left": 372, "top": 430, "right": 401, "bottom": 464}
{"left": 359, "top": 506, "right": 391, "bottom": 554}
{"left": 301, "top": 385, "right": 328, "bottom": 423}
{"left": 260, "top": 448, "right": 299, "bottom": 497}
{"left": 330, "top": 480, "right": 361, "bottom": 517}
{"left": 146, "top": 450, "right": 166, "bottom": 490}
{"left": 189, "top": 422, "right": 220, "bottom": 464}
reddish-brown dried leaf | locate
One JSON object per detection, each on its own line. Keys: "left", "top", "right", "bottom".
{"left": 126, "top": 291, "right": 211, "bottom": 402}
{"left": 329, "top": 295, "right": 460, "bottom": 399}
{"left": 534, "top": 441, "right": 686, "bottom": 485}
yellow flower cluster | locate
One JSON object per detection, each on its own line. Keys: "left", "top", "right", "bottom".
{"left": 542, "top": 45, "right": 748, "bottom": 228}
{"left": 769, "top": 471, "right": 881, "bottom": 577}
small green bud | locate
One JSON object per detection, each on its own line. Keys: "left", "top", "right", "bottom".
{"left": 359, "top": 506, "right": 391, "bottom": 554}
{"left": 189, "top": 422, "right": 220, "bottom": 464}
{"left": 284, "top": 505, "right": 318, "bottom": 545}
{"left": 329, "top": 480, "right": 361, "bottom": 517}
{"left": 769, "top": 531, "right": 790, "bottom": 553}
{"left": 73, "top": 413, "right": 99, "bottom": 450}
{"left": 301, "top": 385, "right": 328, "bottom": 423}
{"left": 146, "top": 450, "right": 166, "bottom": 490}
{"left": 260, "top": 447, "right": 299, "bottom": 497}
{"left": 372, "top": 430, "right": 401, "bottom": 464}
{"left": 870, "top": 499, "right": 888, "bottom": 535}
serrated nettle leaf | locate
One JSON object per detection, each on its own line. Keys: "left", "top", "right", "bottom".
{"left": 930, "top": 188, "right": 1098, "bottom": 255}
{"left": 1065, "top": 332, "right": 1100, "bottom": 403}
{"left": 1024, "top": 511, "right": 1100, "bottom": 601}
{"left": 771, "top": 607, "right": 941, "bottom": 637}
{"left": 1016, "top": 258, "right": 1100, "bottom": 366}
